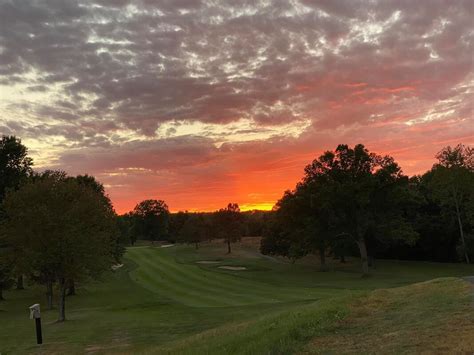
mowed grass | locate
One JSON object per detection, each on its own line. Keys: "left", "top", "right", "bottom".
{"left": 128, "top": 247, "right": 341, "bottom": 307}
{"left": 1, "top": 240, "right": 473, "bottom": 354}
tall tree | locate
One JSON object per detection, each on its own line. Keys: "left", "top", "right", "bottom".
{"left": 132, "top": 200, "right": 170, "bottom": 244}
{"left": 0, "top": 136, "right": 33, "bottom": 291}
{"left": 428, "top": 144, "right": 474, "bottom": 263}
{"left": 117, "top": 213, "right": 136, "bottom": 245}
{"left": 169, "top": 211, "right": 190, "bottom": 242}
{"left": 0, "top": 136, "right": 33, "bottom": 202}
{"left": 178, "top": 214, "right": 208, "bottom": 249}
{"left": 306, "top": 145, "right": 418, "bottom": 274}
{"left": 2, "top": 173, "right": 118, "bottom": 321}
{"left": 214, "top": 203, "right": 243, "bottom": 254}
{"left": 0, "top": 235, "right": 14, "bottom": 300}
{"left": 261, "top": 191, "right": 311, "bottom": 264}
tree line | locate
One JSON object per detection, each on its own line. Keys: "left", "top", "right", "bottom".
{"left": 117, "top": 142, "right": 473, "bottom": 277}
{"left": 1, "top": 136, "right": 472, "bottom": 317}
{"left": 261, "top": 144, "right": 474, "bottom": 275}
{"left": 118, "top": 202, "right": 268, "bottom": 253}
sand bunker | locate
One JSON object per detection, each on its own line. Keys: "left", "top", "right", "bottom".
{"left": 161, "top": 244, "right": 175, "bottom": 248}
{"left": 218, "top": 266, "right": 247, "bottom": 271}
{"left": 196, "top": 260, "right": 220, "bottom": 264}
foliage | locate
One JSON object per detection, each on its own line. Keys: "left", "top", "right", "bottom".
{"left": 241, "top": 210, "right": 269, "bottom": 236}
{"left": 214, "top": 203, "right": 244, "bottom": 253}
{"left": 427, "top": 144, "right": 474, "bottom": 263}
{"left": 0, "top": 236, "right": 14, "bottom": 300}
{"left": 178, "top": 213, "right": 209, "bottom": 249}
{"left": 261, "top": 191, "right": 312, "bottom": 264}
{"left": 1, "top": 172, "right": 119, "bottom": 320}
{"left": 262, "top": 144, "right": 418, "bottom": 274}
{"left": 0, "top": 136, "right": 33, "bottom": 204}
{"left": 0, "top": 136, "right": 34, "bottom": 296}
{"left": 117, "top": 213, "right": 136, "bottom": 245}
{"left": 169, "top": 211, "right": 190, "bottom": 242}
{"left": 131, "top": 199, "right": 170, "bottom": 243}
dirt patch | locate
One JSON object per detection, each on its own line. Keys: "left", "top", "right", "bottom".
{"left": 111, "top": 264, "right": 123, "bottom": 270}
{"left": 161, "top": 244, "right": 175, "bottom": 248}
{"left": 218, "top": 266, "right": 247, "bottom": 271}
{"left": 196, "top": 260, "right": 221, "bottom": 264}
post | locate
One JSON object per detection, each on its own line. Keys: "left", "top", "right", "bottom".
{"left": 29, "top": 304, "right": 43, "bottom": 345}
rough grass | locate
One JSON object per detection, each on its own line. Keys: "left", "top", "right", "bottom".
{"left": 301, "top": 278, "right": 474, "bottom": 354}
{"left": 1, "top": 241, "right": 473, "bottom": 354}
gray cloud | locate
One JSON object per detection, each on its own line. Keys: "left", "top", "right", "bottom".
{"left": 0, "top": 0, "right": 472, "bottom": 211}
{"left": 1, "top": 0, "right": 470, "bottom": 142}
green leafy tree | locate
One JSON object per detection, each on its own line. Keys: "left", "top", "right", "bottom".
{"left": 307, "top": 145, "right": 418, "bottom": 275}
{"left": 169, "top": 211, "right": 190, "bottom": 242}
{"left": 0, "top": 235, "right": 14, "bottom": 300}
{"left": 0, "top": 136, "right": 33, "bottom": 291}
{"left": 242, "top": 210, "right": 269, "bottom": 236}
{"left": 2, "top": 173, "right": 118, "bottom": 321}
{"left": 261, "top": 184, "right": 334, "bottom": 269}
{"left": 214, "top": 203, "right": 244, "bottom": 254}
{"left": 68, "top": 174, "right": 122, "bottom": 295}
{"left": 0, "top": 136, "right": 33, "bottom": 202}
{"left": 178, "top": 214, "right": 209, "bottom": 249}
{"left": 428, "top": 144, "right": 474, "bottom": 263}
{"left": 117, "top": 213, "right": 136, "bottom": 245}
{"left": 132, "top": 200, "right": 170, "bottom": 244}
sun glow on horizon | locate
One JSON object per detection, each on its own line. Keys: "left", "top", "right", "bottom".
{"left": 239, "top": 202, "right": 275, "bottom": 212}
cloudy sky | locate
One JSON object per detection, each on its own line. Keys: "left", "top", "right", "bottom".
{"left": 0, "top": 0, "right": 473, "bottom": 213}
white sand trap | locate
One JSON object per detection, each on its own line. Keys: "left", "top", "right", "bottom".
{"left": 111, "top": 264, "right": 123, "bottom": 270}
{"left": 196, "top": 260, "right": 220, "bottom": 264}
{"left": 218, "top": 266, "right": 247, "bottom": 271}
{"left": 161, "top": 244, "right": 175, "bottom": 248}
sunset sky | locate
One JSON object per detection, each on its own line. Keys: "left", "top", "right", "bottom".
{"left": 0, "top": 0, "right": 473, "bottom": 214}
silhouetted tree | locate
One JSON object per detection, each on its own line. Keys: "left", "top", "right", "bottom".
{"left": 0, "top": 235, "right": 14, "bottom": 300}
{"left": 132, "top": 199, "right": 170, "bottom": 244}
{"left": 0, "top": 136, "right": 33, "bottom": 292}
{"left": 169, "top": 211, "right": 190, "bottom": 242}
{"left": 178, "top": 214, "right": 209, "bottom": 249}
{"left": 117, "top": 213, "right": 136, "bottom": 245}
{"left": 262, "top": 144, "right": 418, "bottom": 275}
{"left": 304, "top": 144, "right": 418, "bottom": 275}
{"left": 427, "top": 144, "right": 474, "bottom": 263}
{"left": 0, "top": 136, "right": 33, "bottom": 203}
{"left": 214, "top": 203, "right": 244, "bottom": 254}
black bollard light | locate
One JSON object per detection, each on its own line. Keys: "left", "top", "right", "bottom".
{"left": 29, "top": 304, "right": 43, "bottom": 345}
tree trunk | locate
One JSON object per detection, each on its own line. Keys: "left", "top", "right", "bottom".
{"left": 16, "top": 275, "right": 24, "bottom": 290}
{"left": 0, "top": 286, "right": 4, "bottom": 301}
{"left": 66, "top": 279, "right": 76, "bottom": 296}
{"left": 340, "top": 255, "right": 346, "bottom": 263}
{"left": 195, "top": 242, "right": 199, "bottom": 250}
{"left": 46, "top": 280, "right": 53, "bottom": 309}
{"left": 453, "top": 192, "right": 470, "bottom": 264}
{"left": 227, "top": 239, "right": 231, "bottom": 254}
{"left": 356, "top": 239, "right": 369, "bottom": 276}
{"left": 58, "top": 278, "right": 66, "bottom": 322}
{"left": 319, "top": 247, "right": 327, "bottom": 271}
